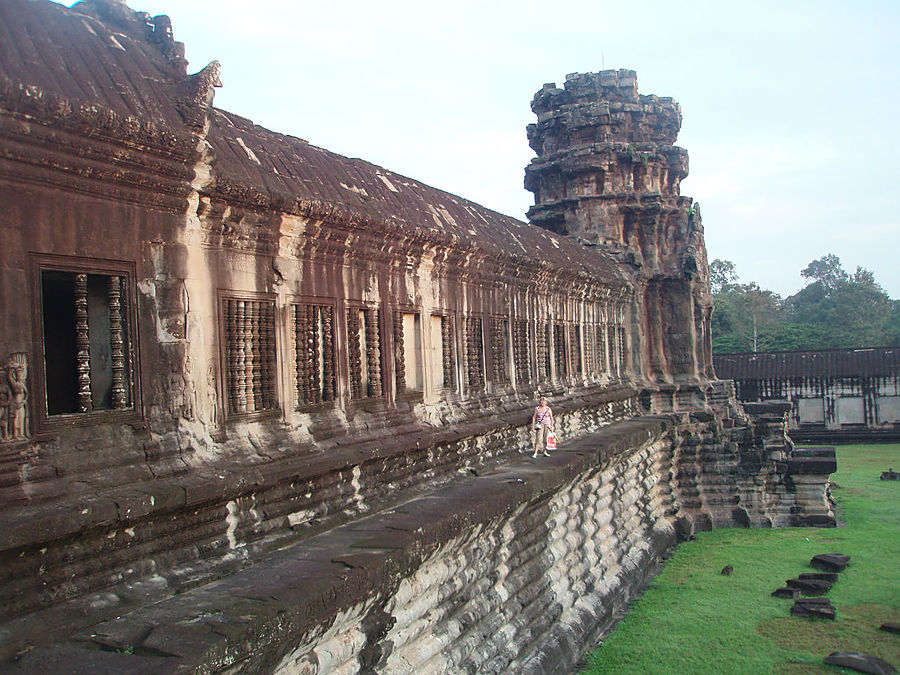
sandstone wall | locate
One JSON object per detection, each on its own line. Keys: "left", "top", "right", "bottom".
{"left": 6, "top": 392, "right": 834, "bottom": 673}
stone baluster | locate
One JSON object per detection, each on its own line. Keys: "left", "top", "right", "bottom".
{"left": 365, "top": 309, "right": 381, "bottom": 397}
{"left": 74, "top": 273, "right": 92, "bottom": 413}
{"left": 294, "top": 305, "right": 307, "bottom": 405}
{"left": 309, "top": 305, "right": 320, "bottom": 404}
{"left": 263, "top": 302, "right": 276, "bottom": 409}
{"left": 107, "top": 276, "right": 128, "bottom": 409}
{"left": 441, "top": 315, "right": 454, "bottom": 389}
{"left": 394, "top": 311, "right": 406, "bottom": 394}
{"left": 234, "top": 300, "right": 247, "bottom": 412}
{"left": 322, "top": 306, "right": 334, "bottom": 401}
{"left": 347, "top": 308, "right": 361, "bottom": 400}
{"left": 570, "top": 324, "right": 579, "bottom": 375}
{"left": 244, "top": 301, "right": 257, "bottom": 412}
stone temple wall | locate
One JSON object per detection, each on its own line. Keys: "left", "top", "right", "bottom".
{"left": 0, "top": 1, "right": 835, "bottom": 671}
{"left": 716, "top": 348, "right": 900, "bottom": 443}
{"left": 5, "top": 391, "right": 832, "bottom": 673}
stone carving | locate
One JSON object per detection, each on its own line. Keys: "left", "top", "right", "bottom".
{"left": 294, "top": 304, "right": 335, "bottom": 406}
{"left": 394, "top": 311, "right": 406, "bottom": 394}
{"left": 553, "top": 324, "right": 567, "bottom": 378}
{"left": 464, "top": 317, "right": 484, "bottom": 389}
{"left": 206, "top": 364, "right": 218, "bottom": 428}
{"left": 569, "top": 324, "right": 579, "bottom": 375}
{"left": 74, "top": 273, "right": 92, "bottom": 413}
{"left": 513, "top": 319, "right": 530, "bottom": 384}
{"left": 536, "top": 322, "right": 550, "bottom": 380}
{"left": 182, "top": 358, "right": 196, "bottom": 421}
{"left": 440, "top": 315, "right": 455, "bottom": 390}
{"left": 347, "top": 309, "right": 362, "bottom": 400}
{"left": 1, "top": 353, "right": 29, "bottom": 442}
{"left": 365, "top": 308, "right": 382, "bottom": 398}
{"left": 491, "top": 318, "right": 509, "bottom": 385}
{"left": 223, "top": 298, "right": 276, "bottom": 415}
{"left": 107, "top": 275, "right": 129, "bottom": 409}
{"left": 321, "top": 306, "right": 334, "bottom": 402}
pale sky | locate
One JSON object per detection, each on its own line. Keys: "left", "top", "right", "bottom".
{"left": 82, "top": 0, "right": 900, "bottom": 298}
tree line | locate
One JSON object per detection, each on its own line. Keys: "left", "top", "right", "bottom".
{"left": 710, "top": 254, "right": 900, "bottom": 354}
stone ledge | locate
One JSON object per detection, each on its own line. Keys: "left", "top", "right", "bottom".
{"left": 2, "top": 415, "right": 674, "bottom": 672}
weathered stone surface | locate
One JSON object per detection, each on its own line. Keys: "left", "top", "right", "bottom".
{"left": 811, "top": 553, "right": 851, "bottom": 572}
{"left": 791, "top": 598, "right": 836, "bottom": 620}
{"left": 0, "top": 1, "right": 837, "bottom": 671}
{"left": 772, "top": 587, "right": 800, "bottom": 599}
{"left": 786, "top": 577, "right": 833, "bottom": 596}
{"left": 824, "top": 652, "right": 897, "bottom": 675}
{"left": 799, "top": 572, "right": 838, "bottom": 584}
{"left": 716, "top": 349, "right": 900, "bottom": 444}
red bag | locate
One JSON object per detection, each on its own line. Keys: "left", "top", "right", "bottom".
{"left": 546, "top": 432, "right": 558, "bottom": 450}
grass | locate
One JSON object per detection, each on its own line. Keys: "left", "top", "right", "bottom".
{"left": 582, "top": 444, "right": 900, "bottom": 674}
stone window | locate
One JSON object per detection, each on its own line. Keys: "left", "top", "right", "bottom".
{"left": 347, "top": 307, "right": 383, "bottom": 399}
{"left": 222, "top": 297, "right": 277, "bottom": 416}
{"left": 394, "top": 311, "right": 423, "bottom": 393}
{"left": 596, "top": 323, "right": 608, "bottom": 374}
{"left": 536, "top": 322, "right": 551, "bottom": 381}
{"left": 464, "top": 316, "right": 485, "bottom": 390}
{"left": 37, "top": 267, "right": 135, "bottom": 419}
{"left": 572, "top": 325, "right": 583, "bottom": 375}
{"left": 428, "top": 314, "right": 456, "bottom": 391}
{"left": 293, "top": 303, "right": 335, "bottom": 407}
{"left": 553, "top": 324, "right": 568, "bottom": 379}
{"left": 607, "top": 320, "right": 618, "bottom": 377}
{"left": 615, "top": 309, "right": 626, "bottom": 373}
{"left": 490, "top": 317, "right": 510, "bottom": 385}
{"left": 513, "top": 319, "right": 530, "bottom": 384}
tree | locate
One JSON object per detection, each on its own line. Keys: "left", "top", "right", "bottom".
{"left": 710, "top": 259, "right": 737, "bottom": 294}
{"left": 709, "top": 255, "right": 898, "bottom": 353}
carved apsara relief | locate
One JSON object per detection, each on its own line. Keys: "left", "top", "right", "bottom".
{"left": 1, "top": 353, "right": 29, "bottom": 442}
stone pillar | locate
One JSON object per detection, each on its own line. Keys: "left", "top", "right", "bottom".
{"left": 524, "top": 69, "right": 714, "bottom": 385}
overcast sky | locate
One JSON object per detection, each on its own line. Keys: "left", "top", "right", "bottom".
{"left": 92, "top": 0, "right": 899, "bottom": 298}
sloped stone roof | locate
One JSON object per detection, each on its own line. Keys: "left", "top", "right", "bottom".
{"left": 0, "top": 0, "right": 626, "bottom": 284}
{"left": 715, "top": 347, "right": 900, "bottom": 380}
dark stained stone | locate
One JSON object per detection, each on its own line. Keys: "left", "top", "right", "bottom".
{"left": 823, "top": 652, "right": 897, "bottom": 675}
{"left": 771, "top": 587, "right": 800, "bottom": 599}
{"left": 799, "top": 572, "right": 838, "bottom": 584}
{"left": 786, "top": 577, "right": 833, "bottom": 596}
{"left": 810, "top": 553, "right": 851, "bottom": 572}
{"left": 791, "top": 598, "right": 836, "bottom": 620}
{"left": 880, "top": 622, "right": 900, "bottom": 635}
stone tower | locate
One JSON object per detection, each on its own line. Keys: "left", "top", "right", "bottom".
{"left": 525, "top": 69, "right": 714, "bottom": 385}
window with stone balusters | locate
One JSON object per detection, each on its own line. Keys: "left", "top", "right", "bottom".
{"left": 490, "top": 317, "right": 510, "bottom": 385}
{"left": 221, "top": 297, "right": 277, "bottom": 416}
{"left": 293, "top": 302, "right": 336, "bottom": 407}
{"left": 36, "top": 262, "right": 137, "bottom": 422}
{"left": 463, "top": 316, "right": 485, "bottom": 390}
{"left": 553, "top": 323, "right": 568, "bottom": 379}
{"left": 347, "top": 306, "right": 383, "bottom": 400}
{"left": 513, "top": 319, "right": 530, "bottom": 384}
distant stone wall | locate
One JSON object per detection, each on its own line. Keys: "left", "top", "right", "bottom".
{"left": 715, "top": 348, "right": 900, "bottom": 442}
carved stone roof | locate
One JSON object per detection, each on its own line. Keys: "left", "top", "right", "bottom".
{"left": 0, "top": 0, "right": 193, "bottom": 132}
{"left": 714, "top": 347, "right": 900, "bottom": 380}
{"left": 0, "top": 0, "right": 626, "bottom": 284}
{"left": 207, "top": 110, "right": 625, "bottom": 280}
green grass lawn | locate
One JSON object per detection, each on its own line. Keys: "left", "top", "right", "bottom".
{"left": 583, "top": 444, "right": 900, "bottom": 674}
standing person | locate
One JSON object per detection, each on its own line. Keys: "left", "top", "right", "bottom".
{"left": 532, "top": 397, "right": 554, "bottom": 458}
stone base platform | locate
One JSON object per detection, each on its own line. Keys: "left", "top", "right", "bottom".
{"left": 3, "top": 409, "right": 834, "bottom": 674}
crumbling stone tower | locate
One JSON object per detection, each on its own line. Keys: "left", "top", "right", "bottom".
{"left": 525, "top": 69, "right": 714, "bottom": 386}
